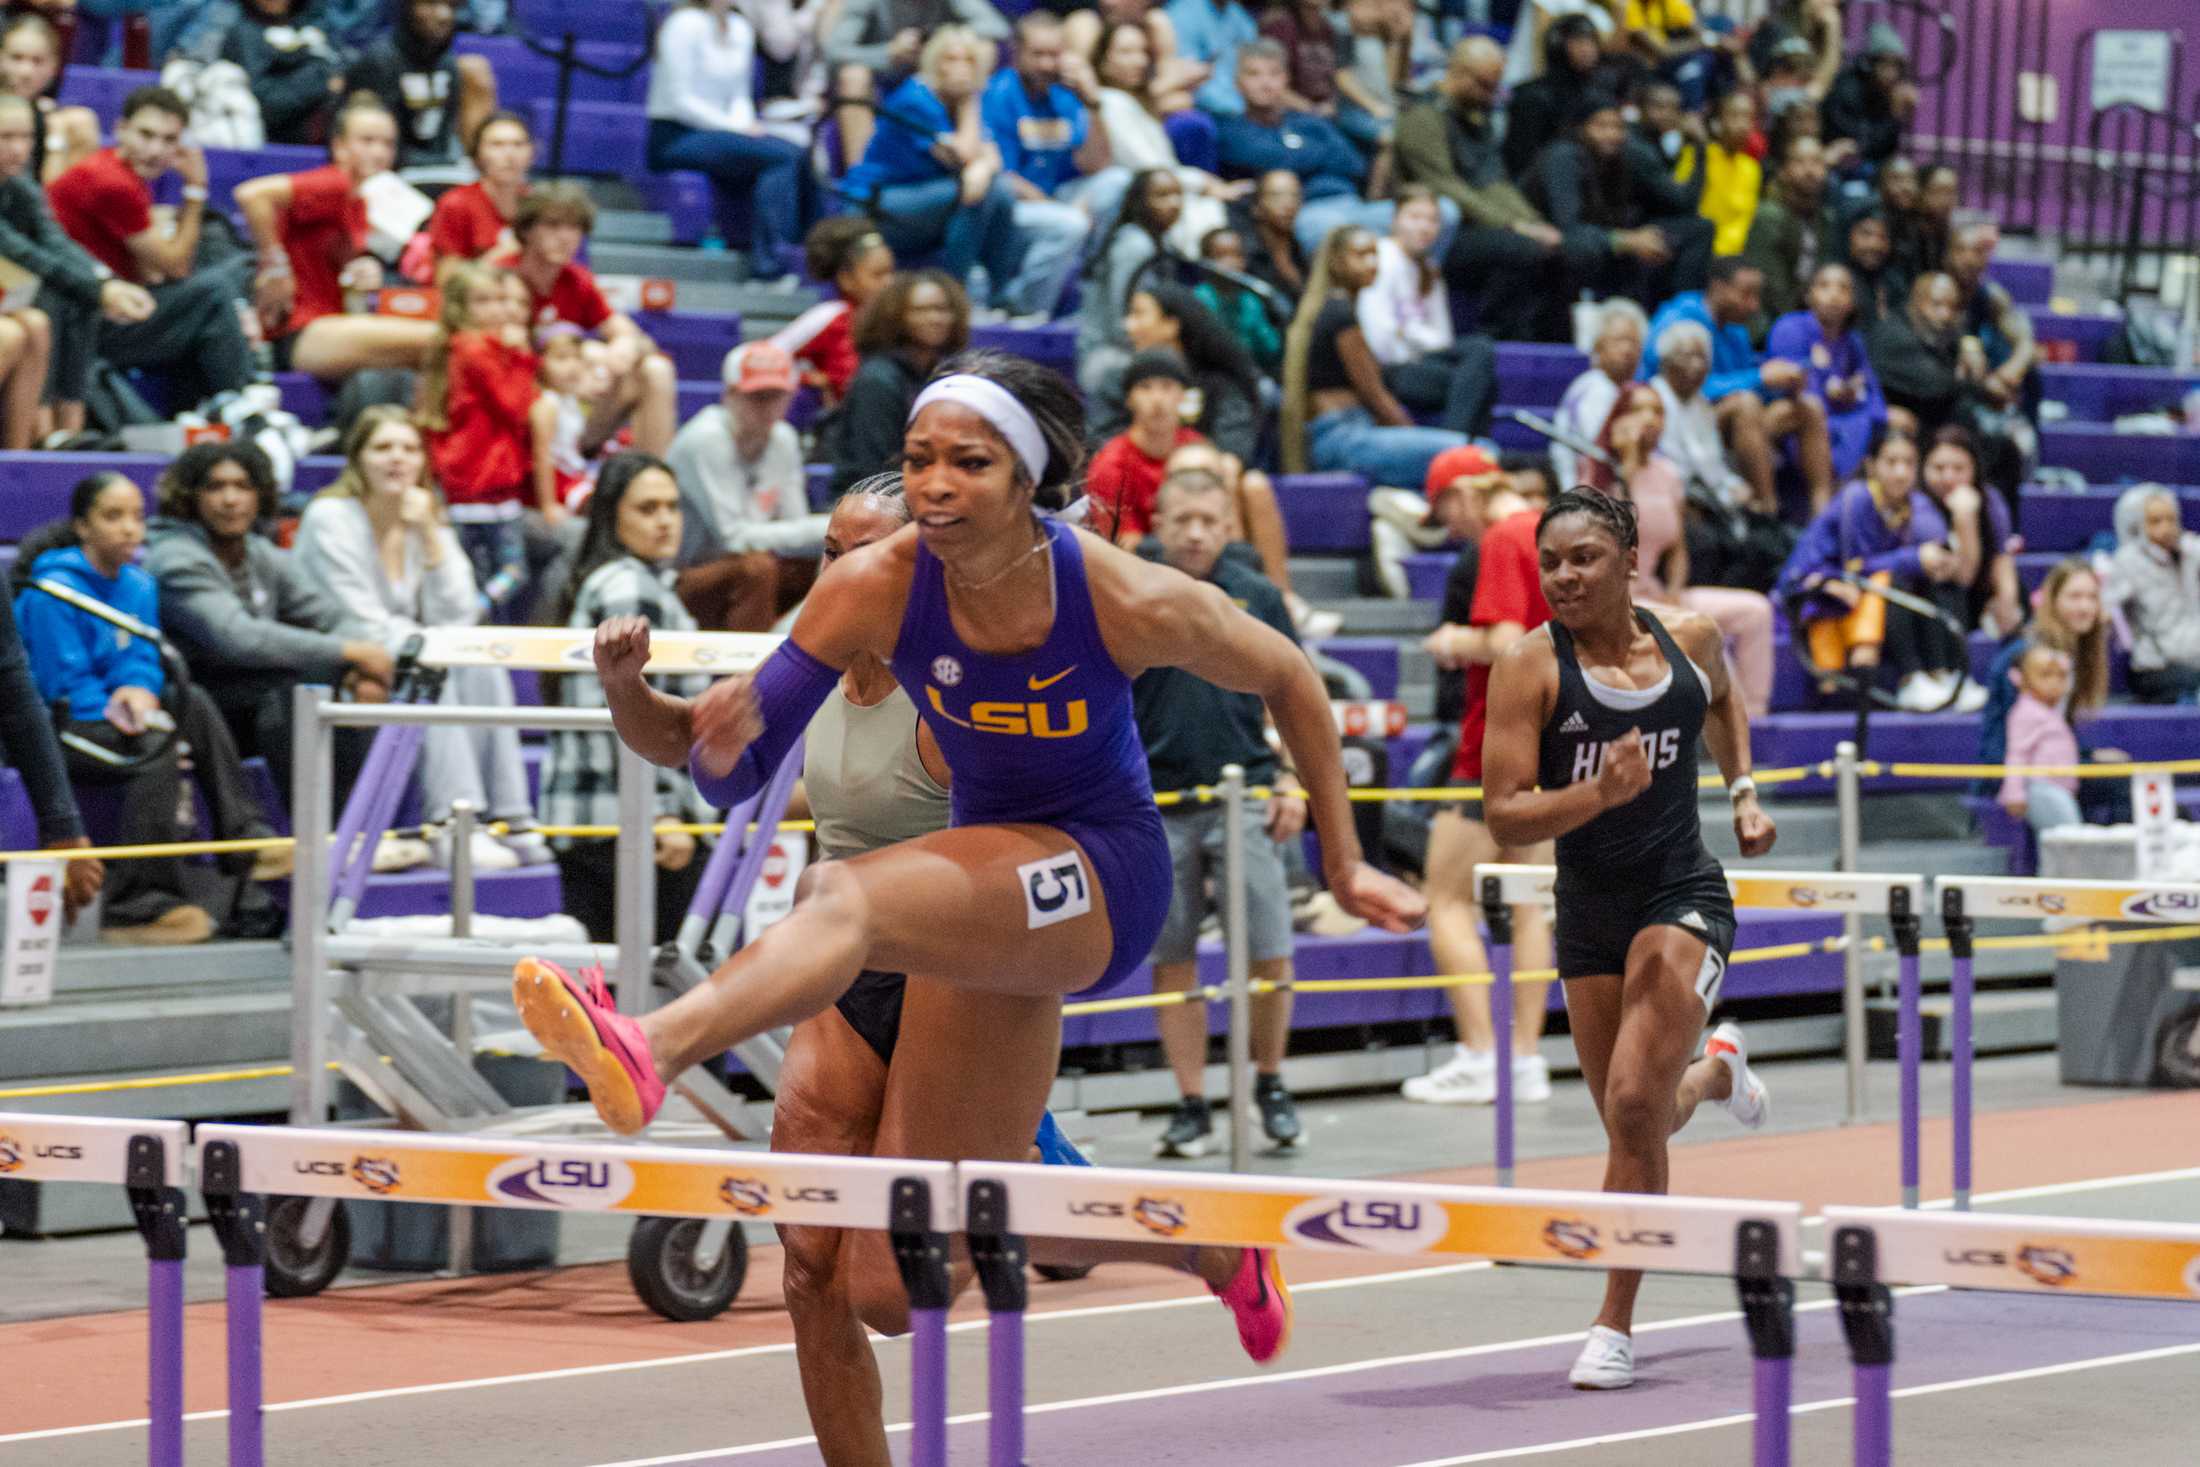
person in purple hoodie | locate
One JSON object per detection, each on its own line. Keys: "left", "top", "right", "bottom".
{"left": 1765, "top": 261, "right": 1886, "bottom": 483}
{"left": 1774, "top": 422, "right": 1953, "bottom": 691}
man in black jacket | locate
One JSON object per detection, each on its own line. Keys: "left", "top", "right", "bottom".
{"left": 342, "top": 0, "right": 498, "bottom": 171}
{"left": 1526, "top": 90, "right": 1712, "bottom": 310}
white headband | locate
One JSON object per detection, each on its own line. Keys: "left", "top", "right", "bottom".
{"left": 907, "top": 374, "right": 1049, "bottom": 485}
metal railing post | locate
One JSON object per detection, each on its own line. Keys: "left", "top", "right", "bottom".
{"left": 1837, "top": 741, "right": 1867, "bottom": 1125}
{"left": 1222, "top": 765, "right": 1252, "bottom": 1172}
{"left": 614, "top": 740, "right": 657, "bottom": 1016}
{"left": 447, "top": 799, "right": 477, "bottom": 1273}
{"left": 289, "top": 685, "right": 334, "bottom": 1124}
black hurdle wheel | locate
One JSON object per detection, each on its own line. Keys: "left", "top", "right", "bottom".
{"left": 263, "top": 1195, "right": 351, "bottom": 1297}
{"left": 628, "top": 1216, "right": 748, "bottom": 1321}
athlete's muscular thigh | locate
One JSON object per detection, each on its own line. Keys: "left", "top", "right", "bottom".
{"left": 771, "top": 1008, "right": 889, "bottom": 1272}
{"left": 833, "top": 824, "right": 1119, "bottom": 996}
{"left": 1617, "top": 925, "right": 1714, "bottom": 1076}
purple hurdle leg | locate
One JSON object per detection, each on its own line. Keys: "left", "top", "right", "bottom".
{"left": 1834, "top": 1225, "right": 1894, "bottom": 1467}
{"left": 225, "top": 1259, "right": 266, "bottom": 1467}
{"left": 147, "top": 1258, "right": 184, "bottom": 1467}
{"left": 127, "top": 1139, "right": 188, "bottom": 1467}
{"left": 1483, "top": 875, "right": 1516, "bottom": 1187}
{"left": 1898, "top": 948, "right": 1920, "bottom": 1208}
{"left": 908, "top": 1306, "right": 948, "bottom": 1467}
{"left": 1951, "top": 950, "right": 1974, "bottom": 1210}
{"left": 891, "top": 1177, "right": 953, "bottom": 1467}
{"left": 1755, "top": 1355, "right": 1794, "bottom": 1465}
{"left": 988, "top": 1307, "right": 1026, "bottom": 1467}
{"left": 1941, "top": 891, "right": 1976, "bottom": 1211}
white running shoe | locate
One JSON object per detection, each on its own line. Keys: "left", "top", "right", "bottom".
{"left": 1704, "top": 1022, "right": 1770, "bottom": 1129}
{"left": 1402, "top": 1047, "right": 1496, "bottom": 1104}
{"left": 1950, "top": 676, "right": 1990, "bottom": 714}
{"left": 1568, "top": 1325, "right": 1634, "bottom": 1389}
{"left": 1512, "top": 1053, "right": 1552, "bottom": 1103}
{"left": 1894, "top": 672, "right": 1945, "bottom": 712}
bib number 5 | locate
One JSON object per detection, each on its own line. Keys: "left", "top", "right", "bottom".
{"left": 1019, "top": 851, "right": 1093, "bottom": 930}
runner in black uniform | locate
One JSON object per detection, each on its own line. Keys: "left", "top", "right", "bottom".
{"left": 1482, "top": 489, "right": 1777, "bottom": 1392}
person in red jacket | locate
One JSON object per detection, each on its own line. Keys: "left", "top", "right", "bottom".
{"left": 234, "top": 93, "right": 439, "bottom": 382}
{"left": 426, "top": 109, "right": 532, "bottom": 281}
{"left": 418, "top": 263, "right": 539, "bottom": 609}
{"left": 771, "top": 215, "right": 894, "bottom": 405}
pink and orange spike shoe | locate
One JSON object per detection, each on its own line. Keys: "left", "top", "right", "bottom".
{"left": 511, "top": 957, "right": 667, "bottom": 1135}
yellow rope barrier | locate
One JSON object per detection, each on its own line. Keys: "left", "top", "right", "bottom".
{"left": 1885, "top": 759, "right": 2200, "bottom": 780}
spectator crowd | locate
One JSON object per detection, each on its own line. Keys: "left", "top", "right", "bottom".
{"left": 3, "top": 0, "right": 2195, "bottom": 1150}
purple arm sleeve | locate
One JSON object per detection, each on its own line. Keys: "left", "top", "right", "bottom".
{"left": 688, "top": 639, "right": 841, "bottom": 806}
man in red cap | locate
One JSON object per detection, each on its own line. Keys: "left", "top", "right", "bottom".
{"left": 1402, "top": 458, "right": 1560, "bottom": 1107}
{"left": 666, "top": 341, "right": 826, "bottom": 630}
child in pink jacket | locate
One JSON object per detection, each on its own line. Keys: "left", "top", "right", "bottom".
{"left": 1998, "top": 643, "right": 2083, "bottom": 831}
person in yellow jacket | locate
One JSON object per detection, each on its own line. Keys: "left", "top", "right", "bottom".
{"left": 1676, "top": 90, "right": 1761, "bottom": 256}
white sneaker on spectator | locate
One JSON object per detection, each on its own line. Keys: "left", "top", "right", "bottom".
{"left": 1512, "top": 1052, "right": 1552, "bottom": 1103}
{"left": 434, "top": 828, "right": 521, "bottom": 873}
{"left": 372, "top": 835, "right": 433, "bottom": 872}
{"left": 497, "top": 824, "right": 557, "bottom": 867}
{"left": 1402, "top": 1047, "right": 1496, "bottom": 1104}
{"left": 1894, "top": 673, "right": 1940, "bottom": 711}
{"left": 1950, "top": 676, "right": 1989, "bottom": 714}
{"left": 1287, "top": 592, "right": 1344, "bottom": 640}
{"left": 1368, "top": 515, "right": 1417, "bottom": 599}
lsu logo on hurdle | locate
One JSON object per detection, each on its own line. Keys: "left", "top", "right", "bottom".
{"left": 2122, "top": 889, "right": 2200, "bottom": 921}
{"left": 2016, "top": 1246, "right": 2078, "bottom": 1288}
{"left": 350, "top": 1156, "right": 401, "bottom": 1194}
{"left": 1543, "top": 1218, "right": 1602, "bottom": 1261}
{"left": 1283, "top": 1196, "right": 1448, "bottom": 1254}
{"left": 0, "top": 1135, "right": 19, "bottom": 1174}
{"left": 487, "top": 1156, "right": 637, "bottom": 1208}
{"left": 1132, "top": 1196, "right": 1189, "bottom": 1237}
{"left": 719, "top": 1176, "right": 773, "bottom": 1216}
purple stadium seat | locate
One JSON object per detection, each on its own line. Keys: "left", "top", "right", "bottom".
{"left": 0, "top": 453, "right": 349, "bottom": 541}
{"left": 1985, "top": 258, "right": 2053, "bottom": 307}
{"left": 639, "top": 172, "right": 717, "bottom": 246}
{"left": 2017, "top": 485, "right": 2200, "bottom": 551}
{"left": 525, "top": 98, "right": 649, "bottom": 175}
{"left": 1309, "top": 636, "right": 1399, "bottom": 695}
{"left": 969, "top": 321, "right": 1075, "bottom": 373}
{"left": 453, "top": 35, "right": 650, "bottom": 106}
{"left": 514, "top": 0, "right": 659, "bottom": 46}
{"left": 203, "top": 143, "right": 327, "bottom": 211}
{"left": 631, "top": 310, "right": 742, "bottom": 380}
{"left": 274, "top": 373, "right": 330, "bottom": 425}
{"left": 2039, "top": 364, "right": 2200, "bottom": 423}
{"left": 1273, "top": 472, "right": 1372, "bottom": 552}
{"left": 55, "top": 65, "right": 157, "bottom": 129}
{"left": 2039, "top": 424, "right": 2200, "bottom": 484}
{"left": 1490, "top": 342, "right": 1587, "bottom": 408}
{"left": 2031, "top": 310, "right": 2120, "bottom": 362}
{"left": 1750, "top": 703, "right": 2200, "bottom": 790}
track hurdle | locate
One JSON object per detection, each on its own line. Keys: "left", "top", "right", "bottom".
{"left": 1823, "top": 1204, "right": 2200, "bottom": 1466}
{"left": 0, "top": 1113, "right": 189, "bottom": 1467}
{"left": 190, "top": 1125, "right": 958, "bottom": 1467}
{"left": 1932, "top": 876, "right": 2200, "bottom": 1209}
{"left": 1474, "top": 866, "right": 1923, "bottom": 1192}
{"left": 961, "top": 1160, "right": 1805, "bottom": 1467}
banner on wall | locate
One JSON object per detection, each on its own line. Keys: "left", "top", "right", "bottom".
{"left": 2090, "top": 30, "right": 2173, "bottom": 113}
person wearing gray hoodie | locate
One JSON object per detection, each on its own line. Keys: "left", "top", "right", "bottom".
{"left": 2107, "top": 485, "right": 2200, "bottom": 705}
{"left": 144, "top": 441, "right": 393, "bottom": 809}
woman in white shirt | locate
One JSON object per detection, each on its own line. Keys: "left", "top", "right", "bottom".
{"left": 1088, "top": 18, "right": 1242, "bottom": 250}
{"left": 295, "top": 408, "right": 550, "bottom": 873}
{"left": 1646, "top": 318, "right": 1752, "bottom": 508}
{"left": 1353, "top": 186, "right": 1496, "bottom": 438}
{"left": 645, "top": 0, "right": 813, "bottom": 281}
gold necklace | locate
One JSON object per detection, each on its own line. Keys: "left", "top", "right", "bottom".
{"left": 946, "top": 534, "right": 1048, "bottom": 593}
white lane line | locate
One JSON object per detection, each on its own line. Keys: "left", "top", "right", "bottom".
{"left": 585, "top": 1290, "right": 1955, "bottom": 1467}
{"left": 1385, "top": 1340, "right": 2200, "bottom": 1465}
{"left": 0, "top": 1260, "right": 1495, "bottom": 1444}
{"left": 1801, "top": 1165, "right": 2200, "bottom": 1226}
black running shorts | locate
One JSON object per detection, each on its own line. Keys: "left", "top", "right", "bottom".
{"left": 1554, "top": 862, "right": 1736, "bottom": 1007}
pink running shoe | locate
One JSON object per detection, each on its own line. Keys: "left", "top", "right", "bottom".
{"left": 511, "top": 957, "right": 666, "bottom": 1134}
{"left": 1209, "top": 1247, "right": 1294, "bottom": 1365}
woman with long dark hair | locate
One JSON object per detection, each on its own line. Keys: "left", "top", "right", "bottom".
{"left": 537, "top": 453, "right": 714, "bottom": 941}
{"left": 1280, "top": 224, "right": 1469, "bottom": 487}
{"left": 822, "top": 268, "right": 972, "bottom": 496}
{"left": 1079, "top": 165, "right": 1189, "bottom": 397}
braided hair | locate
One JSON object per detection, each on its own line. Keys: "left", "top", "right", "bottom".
{"left": 1538, "top": 486, "right": 1638, "bottom": 554}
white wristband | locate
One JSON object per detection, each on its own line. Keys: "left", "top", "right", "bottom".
{"left": 1728, "top": 776, "right": 1757, "bottom": 803}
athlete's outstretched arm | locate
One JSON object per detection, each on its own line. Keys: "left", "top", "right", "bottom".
{"left": 591, "top": 615, "right": 695, "bottom": 767}
{"left": 1675, "top": 614, "right": 1776, "bottom": 859}
{"left": 1482, "top": 632, "right": 1641, "bottom": 846}
{"left": 1089, "top": 537, "right": 1425, "bottom": 932}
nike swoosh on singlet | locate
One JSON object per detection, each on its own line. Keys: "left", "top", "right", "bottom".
{"left": 1028, "top": 667, "right": 1077, "bottom": 691}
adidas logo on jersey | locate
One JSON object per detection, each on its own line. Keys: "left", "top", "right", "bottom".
{"left": 1560, "top": 711, "right": 1589, "bottom": 734}
{"left": 1679, "top": 910, "right": 1707, "bottom": 932}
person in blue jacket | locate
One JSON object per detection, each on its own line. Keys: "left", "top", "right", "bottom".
{"left": 13, "top": 473, "right": 282, "bottom": 942}
{"left": 1773, "top": 423, "right": 1952, "bottom": 694}
{"left": 838, "top": 26, "right": 1027, "bottom": 312}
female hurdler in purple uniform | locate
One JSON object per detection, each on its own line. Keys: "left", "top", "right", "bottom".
{"left": 511, "top": 350, "right": 1424, "bottom": 1414}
